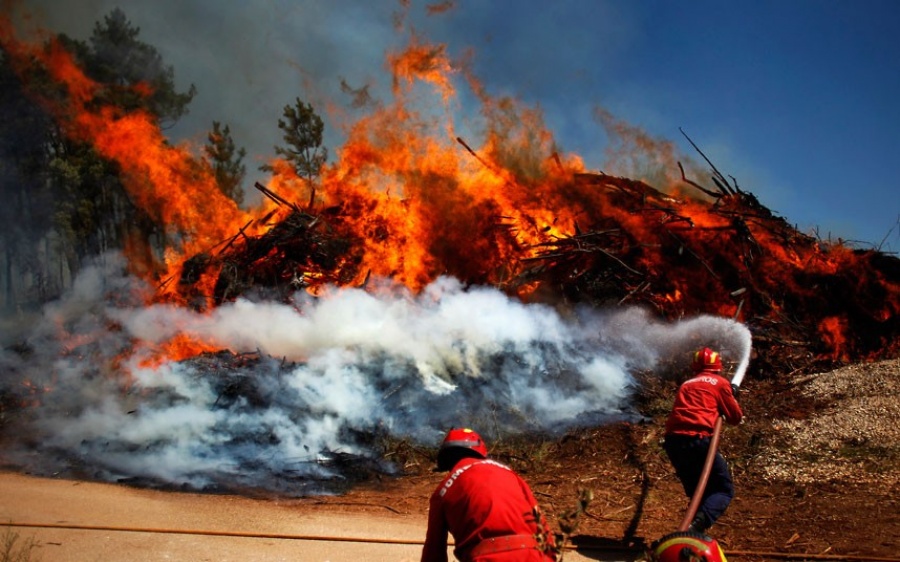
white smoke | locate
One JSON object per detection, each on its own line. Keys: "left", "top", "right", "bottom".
{"left": 0, "top": 252, "right": 751, "bottom": 494}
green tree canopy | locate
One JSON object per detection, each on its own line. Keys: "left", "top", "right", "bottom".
{"left": 204, "top": 121, "right": 246, "bottom": 206}
{"left": 69, "top": 7, "right": 197, "bottom": 128}
{"left": 0, "top": 8, "right": 199, "bottom": 307}
{"left": 262, "top": 98, "right": 328, "bottom": 209}
{"left": 50, "top": 8, "right": 199, "bottom": 263}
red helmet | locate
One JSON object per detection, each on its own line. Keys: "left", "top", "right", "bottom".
{"left": 650, "top": 531, "right": 727, "bottom": 562}
{"left": 692, "top": 347, "right": 722, "bottom": 373}
{"left": 436, "top": 428, "right": 487, "bottom": 470}
{"left": 440, "top": 428, "right": 488, "bottom": 457}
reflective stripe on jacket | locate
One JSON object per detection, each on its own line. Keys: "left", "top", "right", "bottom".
{"left": 421, "top": 457, "right": 556, "bottom": 562}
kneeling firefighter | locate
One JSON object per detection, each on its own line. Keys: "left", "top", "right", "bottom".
{"left": 420, "top": 428, "right": 558, "bottom": 562}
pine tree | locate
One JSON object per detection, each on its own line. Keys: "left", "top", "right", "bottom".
{"left": 0, "top": 8, "right": 198, "bottom": 305}
{"left": 85, "top": 7, "right": 196, "bottom": 128}
{"left": 261, "top": 98, "right": 328, "bottom": 209}
{"left": 204, "top": 122, "right": 246, "bottom": 206}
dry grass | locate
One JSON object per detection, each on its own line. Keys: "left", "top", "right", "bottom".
{"left": 1, "top": 526, "right": 40, "bottom": 562}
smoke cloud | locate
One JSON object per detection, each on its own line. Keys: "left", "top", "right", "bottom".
{"left": 0, "top": 252, "right": 751, "bottom": 494}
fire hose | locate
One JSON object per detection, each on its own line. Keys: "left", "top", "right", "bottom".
{"left": 5, "top": 521, "right": 900, "bottom": 562}
{"left": 676, "top": 415, "right": 724, "bottom": 532}
{"left": 651, "top": 344, "right": 750, "bottom": 562}
{"left": 677, "top": 345, "right": 748, "bottom": 532}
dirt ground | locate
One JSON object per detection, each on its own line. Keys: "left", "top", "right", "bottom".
{"left": 302, "top": 358, "right": 900, "bottom": 560}
{"left": 2, "top": 359, "right": 898, "bottom": 561}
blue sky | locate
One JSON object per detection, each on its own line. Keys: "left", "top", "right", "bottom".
{"left": 16, "top": 0, "right": 900, "bottom": 250}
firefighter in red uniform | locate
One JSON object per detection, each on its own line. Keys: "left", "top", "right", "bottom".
{"left": 421, "top": 428, "right": 557, "bottom": 562}
{"left": 663, "top": 347, "right": 743, "bottom": 535}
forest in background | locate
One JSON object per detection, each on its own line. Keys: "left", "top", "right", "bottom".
{"left": 0, "top": 8, "right": 324, "bottom": 314}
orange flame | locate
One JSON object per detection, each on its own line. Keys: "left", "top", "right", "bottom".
{"left": 0, "top": 18, "right": 282, "bottom": 302}
{"left": 2, "top": 14, "right": 897, "bottom": 367}
{"left": 137, "top": 333, "right": 225, "bottom": 369}
{"left": 818, "top": 316, "right": 848, "bottom": 362}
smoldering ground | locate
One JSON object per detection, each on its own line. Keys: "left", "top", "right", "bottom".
{"left": 0, "top": 252, "right": 750, "bottom": 495}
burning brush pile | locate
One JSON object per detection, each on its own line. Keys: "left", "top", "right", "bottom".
{"left": 177, "top": 153, "right": 899, "bottom": 378}
{"left": 1, "top": 14, "right": 898, "bottom": 496}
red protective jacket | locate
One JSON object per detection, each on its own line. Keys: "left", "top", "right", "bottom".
{"left": 421, "top": 457, "right": 556, "bottom": 562}
{"left": 665, "top": 370, "right": 743, "bottom": 437}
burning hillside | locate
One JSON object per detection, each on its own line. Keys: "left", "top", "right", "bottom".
{"left": 0, "top": 11, "right": 897, "bottom": 494}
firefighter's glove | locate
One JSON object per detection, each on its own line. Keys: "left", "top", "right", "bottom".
{"left": 731, "top": 384, "right": 740, "bottom": 399}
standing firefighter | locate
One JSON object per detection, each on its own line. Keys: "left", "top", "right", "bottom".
{"left": 663, "top": 347, "right": 743, "bottom": 535}
{"left": 421, "top": 428, "right": 558, "bottom": 562}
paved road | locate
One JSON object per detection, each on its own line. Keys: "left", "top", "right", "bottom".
{"left": 0, "top": 471, "right": 636, "bottom": 562}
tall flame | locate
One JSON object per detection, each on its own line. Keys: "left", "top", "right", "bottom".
{"left": 1, "top": 13, "right": 897, "bottom": 367}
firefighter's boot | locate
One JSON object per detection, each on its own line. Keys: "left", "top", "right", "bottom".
{"left": 689, "top": 512, "right": 711, "bottom": 534}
